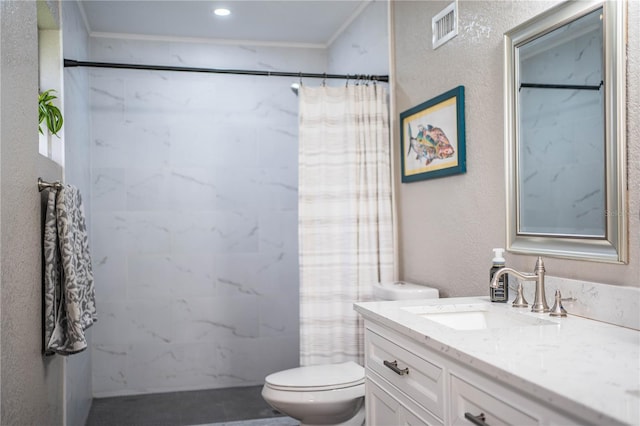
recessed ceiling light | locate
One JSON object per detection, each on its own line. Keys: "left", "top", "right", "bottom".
{"left": 214, "top": 8, "right": 231, "bottom": 16}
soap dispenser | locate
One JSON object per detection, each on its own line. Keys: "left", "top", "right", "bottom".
{"left": 490, "top": 248, "right": 509, "bottom": 302}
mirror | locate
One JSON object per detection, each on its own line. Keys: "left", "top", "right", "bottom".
{"left": 504, "top": 0, "right": 627, "bottom": 263}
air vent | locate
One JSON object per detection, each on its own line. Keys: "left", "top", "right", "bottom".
{"left": 432, "top": 2, "right": 458, "bottom": 50}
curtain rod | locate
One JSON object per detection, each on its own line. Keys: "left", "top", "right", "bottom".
{"left": 64, "top": 59, "right": 389, "bottom": 82}
{"left": 519, "top": 81, "right": 603, "bottom": 91}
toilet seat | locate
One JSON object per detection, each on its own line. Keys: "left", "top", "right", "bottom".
{"left": 265, "top": 361, "right": 364, "bottom": 392}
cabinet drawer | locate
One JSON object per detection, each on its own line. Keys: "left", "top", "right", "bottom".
{"left": 450, "top": 371, "right": 584, "bottom": 426}
{"left": 450, "top": 374, "right": 538, "bottom": 426}
{"left": 365, "top": 328, "right": 445, "bottom": 419}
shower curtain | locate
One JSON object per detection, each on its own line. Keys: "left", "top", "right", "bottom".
{"left": 298, "top": 84, "right": 394, "bottom": 366}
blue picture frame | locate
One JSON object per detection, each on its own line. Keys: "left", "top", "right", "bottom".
{"left": 400, "top": 86, "right": 466, "bottom": 182}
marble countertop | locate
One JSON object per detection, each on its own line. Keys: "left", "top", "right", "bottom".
{"left": 354, "top": 296, "right": 640, "bottom": 426}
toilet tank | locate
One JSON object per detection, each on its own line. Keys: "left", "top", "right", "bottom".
{"left": 372, "top": 281, "right": 439, "bottom": 301}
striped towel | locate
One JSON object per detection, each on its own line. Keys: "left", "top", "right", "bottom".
{"left": 43, "top": 184, "right": 96, "bottom": 355}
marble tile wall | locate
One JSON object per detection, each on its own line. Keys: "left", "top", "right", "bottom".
{"left": 61, "top": 0, "right": 94, "bottom": 421}
{"left": 89, "top": 38, "right": 326, "bottom": 396}
{"left": 327, "top": 0, "right": 389, "bottom": 77}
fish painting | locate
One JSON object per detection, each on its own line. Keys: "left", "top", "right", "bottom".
{"left": 407, "top": 124, "right": 454, "bottom": 166}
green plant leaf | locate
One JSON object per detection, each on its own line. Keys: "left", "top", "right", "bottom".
{"left": 38, "top": 89, "right": 63, "bottom": 136}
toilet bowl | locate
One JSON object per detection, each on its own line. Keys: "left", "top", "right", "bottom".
{"left": 262, "top": 281, "right": 439, "bottom": 426}
{"left": 262, "top": 362, "right": 365, "bottom": 426}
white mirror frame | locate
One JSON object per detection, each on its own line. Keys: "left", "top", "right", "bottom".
{"left": 504, "top": 0, "right": 627, "bottom": 264}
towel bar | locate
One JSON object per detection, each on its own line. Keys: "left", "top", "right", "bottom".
{"left": 38, "top": 177, "right": 62, "bottom": 192}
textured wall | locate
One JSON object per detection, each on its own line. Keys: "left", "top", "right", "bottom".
{"left": 393, "top": 0, "right": 639, "bottom": 297}
{"left": 0, "top": 1, "right": 64, "bottom": 424}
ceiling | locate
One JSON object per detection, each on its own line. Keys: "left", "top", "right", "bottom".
{"left": 79, "top": 0, "right": 371, "bottom": 47}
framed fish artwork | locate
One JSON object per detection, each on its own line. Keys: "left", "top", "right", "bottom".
{"left": 400, "top": 86, "right": 466, "bottom": 182}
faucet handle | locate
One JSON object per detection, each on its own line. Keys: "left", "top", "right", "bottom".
{"left": 549, "top": 290, "right": 567, "bottom": 317}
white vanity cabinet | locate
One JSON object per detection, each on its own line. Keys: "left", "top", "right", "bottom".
{"left": 364, "top": 322, "right": 583, "bottom": 426}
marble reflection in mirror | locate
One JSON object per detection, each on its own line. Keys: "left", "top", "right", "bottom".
{"left": 518, "top": 8, "right": 604, "bottom": 237}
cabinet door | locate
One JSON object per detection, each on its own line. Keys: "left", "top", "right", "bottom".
{"left": 366, "top": 376, "right": 442, "bottom": 426}
{"left": 403, "top": 408, "right": 434, "bottom": 426}
{"left": 366, "top": 377, "right": 405, "bottom": 426}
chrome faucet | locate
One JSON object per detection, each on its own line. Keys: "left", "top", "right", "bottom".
{"left": 490, "top": 256, "right": 550, "bottom": 313}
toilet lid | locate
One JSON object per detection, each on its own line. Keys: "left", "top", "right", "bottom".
{"left": 265, "top": 361, "right": 365, "bottom": 392}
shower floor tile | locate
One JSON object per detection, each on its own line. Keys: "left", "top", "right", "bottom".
{"left": 85, "top": 385, "right": 291, "bottom": 426}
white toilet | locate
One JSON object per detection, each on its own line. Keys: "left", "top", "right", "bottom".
{"left": 261, "top": 281, "right": 439, "bottom": 426}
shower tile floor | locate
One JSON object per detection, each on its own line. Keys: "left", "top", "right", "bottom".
{"left": 85, "top": 385, "right": 297, "bottom": 426}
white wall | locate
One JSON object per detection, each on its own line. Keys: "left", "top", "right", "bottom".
{"left": 393, "top": 0, "right": 639, "bottom": 296}
{"left": 88, "top": 37, "right": 324, "bottom": 396}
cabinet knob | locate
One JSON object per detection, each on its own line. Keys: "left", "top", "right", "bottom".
{"left": 383, "top": 359, "right": 409, "bottom": 376}
{"left": 464, "top": 412, "right": 489, "bottom": 426}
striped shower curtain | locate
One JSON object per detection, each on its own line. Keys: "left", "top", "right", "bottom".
{"left": 298, "top": 84, "right": 394, "bottom": 366}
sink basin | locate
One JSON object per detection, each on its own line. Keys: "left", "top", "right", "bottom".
{"left": 402, "top": 304, "right": 556, "bottom": 331}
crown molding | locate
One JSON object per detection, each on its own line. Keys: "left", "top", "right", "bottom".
{"left": 88, "top": 31, "right": 327, "bottom": 50}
